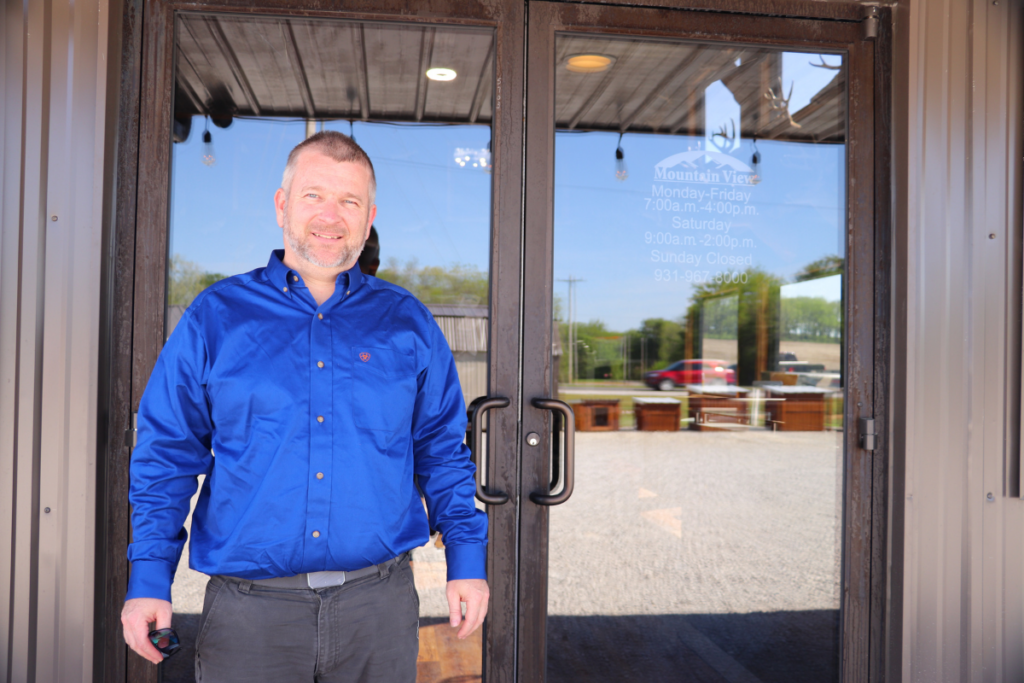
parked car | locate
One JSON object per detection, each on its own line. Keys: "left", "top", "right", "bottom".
{"left": 644, "top": 359, "right": 737, "bottom": 390}
{"left": 776, "top": 360, "right": 827, "bottom": 373}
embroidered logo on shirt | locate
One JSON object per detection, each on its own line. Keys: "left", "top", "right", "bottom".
{"left": 359, "top": 352, "right": 371, "bottom": 362}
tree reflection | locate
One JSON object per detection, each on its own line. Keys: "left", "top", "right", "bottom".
{"left": 556, "top": 259, "right": 844, "bottom": 386}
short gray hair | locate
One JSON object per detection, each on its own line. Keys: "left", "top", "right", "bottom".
{"left": 281, "top": 130, "right": 377, "bottom": 204}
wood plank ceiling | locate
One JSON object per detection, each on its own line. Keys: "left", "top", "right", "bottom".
{"left": 175, "top": 14, "right": 844, "bottom": 143}
{"left": 176, "top": 15, "right": 495, "bottom": 124}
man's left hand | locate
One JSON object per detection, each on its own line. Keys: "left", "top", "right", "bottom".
{"left": 446, "top": 579, "right": 489, "bottom": 640}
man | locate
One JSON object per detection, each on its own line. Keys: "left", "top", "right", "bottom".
{"left": 358, "top": 225, "right": 380, "bottom": 276}
{"left": 121, "top": 131, "right": 488, "bottom": 682}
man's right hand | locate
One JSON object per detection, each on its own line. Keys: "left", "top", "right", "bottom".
{"left": 121, "top": 598, "right": 173, "bottom": 664}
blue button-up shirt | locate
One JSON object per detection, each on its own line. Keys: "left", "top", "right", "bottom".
{"left": 126, "top": 250, "right": 487, "bottom": 601}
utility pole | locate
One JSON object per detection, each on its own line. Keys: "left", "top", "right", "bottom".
{"left": 557, "top": 276, "right": 584, "bottom": 384}
{"left": 622, "top": 334, "right": 627, "bottom": 382}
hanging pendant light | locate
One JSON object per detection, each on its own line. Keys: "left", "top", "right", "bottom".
{"left": 201, "top": 117, "right": 216, "bottom": 167}
{"left": 615, "top": 132, "right": 628, "bottom": 182}
{"left": 750, "top": 137, "right": 762, "bottom": 184}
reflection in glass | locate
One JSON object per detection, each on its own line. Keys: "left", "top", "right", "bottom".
{"left": 550, "top": 36, "right": 846, "bottom": 683}
{"left": 164, "top": 14, "right": 494, "bottom": 683}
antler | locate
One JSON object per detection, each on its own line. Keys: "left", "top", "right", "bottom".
{"left": 712, "top": 119, "right": 736, "bottom": 142}
{"left": 810, "top": 55, "right": 842, "bottom": 70}
{"left": 764, "top": 81, "right": 803, "bottom": 129}
{"left": 764, "top": 81, "right": 794, "bottom": 111}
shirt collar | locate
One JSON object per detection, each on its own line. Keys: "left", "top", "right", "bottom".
{"left": 265, "top": 249, "right": 366, "bottom": 298}
{"left": 265, "top": 250, "right": 293, "bottom": 293}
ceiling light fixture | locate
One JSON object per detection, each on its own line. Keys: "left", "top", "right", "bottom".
{"left": 566, "top": 54, "right": 615, "bottom": 73}
{"left": 426, "top": 67, "right": 457, "bottom": 81}
{"left": 454, "top": 146, "right": 492, "bottom": 172}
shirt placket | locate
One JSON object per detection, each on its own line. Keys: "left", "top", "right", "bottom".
{"left": 304, "top": 296, "right": 335, "bottom": 568}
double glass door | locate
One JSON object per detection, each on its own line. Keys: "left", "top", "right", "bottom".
{"left": 129, "top": 1, "right": 879, "bottom": 681}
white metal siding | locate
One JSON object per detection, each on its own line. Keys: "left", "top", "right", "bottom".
{"left": 0, "top": 0, "right": 117, "bottom": 680}
{"left": 434, "top": 316, "right": 489, "bottom": 354}
{"left": 454, "top": 352, "right": 489, "bottom": 406}
{"left": 898, "top": 0, "right": 1024, "bottom": 680}
{"left": 431, "top": 314, "right": 490, "bottom": 404}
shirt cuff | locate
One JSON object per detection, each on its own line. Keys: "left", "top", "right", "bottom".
{"left": 444, "top": 544, "right": 487, "bottom": 581}
{"left": 126, "top": 559, "right": 175, "bottom": 602}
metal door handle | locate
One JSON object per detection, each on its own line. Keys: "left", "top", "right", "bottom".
{"left": 530, "top": 398, "right": 575, "bottom": 506}
{"left": 469, "top": 396, "right": 510, "bottom": 505}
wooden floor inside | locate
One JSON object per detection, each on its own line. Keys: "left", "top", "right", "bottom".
{"left": 416, "top": 618, "right": 482, "bottom": 683}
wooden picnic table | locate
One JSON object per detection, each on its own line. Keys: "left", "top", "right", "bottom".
{"left": 685, "top": 385, "right": 752, "bottom": 431}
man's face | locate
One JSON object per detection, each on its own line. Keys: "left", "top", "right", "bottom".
{"left": 274, "top": 150, "right": 377, "bottom": 272}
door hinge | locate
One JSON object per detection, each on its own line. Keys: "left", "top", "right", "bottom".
{"left": 859, "top": 417, "right": 877, "bottom": 451}
{"left": 125, "top": 412, "right": 138, "bottom": 449}
{"left": 862, "top": 6, "right": 880, "bottom": 40}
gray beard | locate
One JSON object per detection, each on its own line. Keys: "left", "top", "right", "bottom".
{"left": 284, "top": 216, "right": 366, "bottom": 270}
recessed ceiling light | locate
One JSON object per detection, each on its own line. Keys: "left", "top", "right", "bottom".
{"left": 426, "top": 67, "right": 457, "bottom": 81}
{"left": 565, "top": 54, "right": 615, "bottom": 73}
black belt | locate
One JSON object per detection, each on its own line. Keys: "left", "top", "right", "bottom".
{"left": 225, "top": 552, "right": 409, "bottom": 591}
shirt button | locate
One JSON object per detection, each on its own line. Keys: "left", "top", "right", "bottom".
{"left": 318, "top": 313, "right": 323, "bottom": 320}
{"left": 316, "top": 472, "right": 324, "bottom": 480}
{"left": 283, "top": 286, "right": 288, "bottom": 292}
{"left": 293, "top": 275, "right": 299, "bottom": 282}
{"left": 317, "top": 361, "right": 324, "bottom": 368}
{"left": 346, "top": 290, "right": 350, "bottom": 295}
{"left": 317, "top": 415, "right": 324, "bottom": 423}
{"left": 312, "top": 531, "right": 320, "bottom": 538}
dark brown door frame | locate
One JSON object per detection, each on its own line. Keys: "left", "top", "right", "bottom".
{"left": 100, "top": 1, "right": 893, "bottom": 682}
{"left": 97, "top": 1, "right": 526, "bottom": 682}
{"left": 519, "top": 3, "right": 892, "bottom": 682}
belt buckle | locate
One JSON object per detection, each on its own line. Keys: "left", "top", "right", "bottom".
{"left": 307, "top": 570, "right": 347, "bottom": 590}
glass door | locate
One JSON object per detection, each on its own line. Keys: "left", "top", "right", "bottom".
{"left": 129, "top": 2, "right": 525, "bottom": 682}
{"left": 520, "top": 4, "right": 877, "bottom": 682}
{"left": 124, "top": 3, "right": 883, "bottom": 682}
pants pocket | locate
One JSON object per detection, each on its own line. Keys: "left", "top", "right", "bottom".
{"left": 402, "top": 563, "right": 421, "bottom": 615}
{"left": 195, "top": 576, "right": 228, "bottom": 662}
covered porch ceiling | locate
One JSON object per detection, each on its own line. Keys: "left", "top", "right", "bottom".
{"left": 174, "top": 13, "right": 845, "bottom": 144}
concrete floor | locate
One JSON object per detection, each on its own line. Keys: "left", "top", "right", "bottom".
{"left": 163, "top": 429, "right": 843, "bottom": 682}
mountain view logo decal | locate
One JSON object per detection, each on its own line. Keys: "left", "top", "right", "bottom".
{"left": 359, "top": 352, "right": 371, "bottom": 362}
{"left": 654, "top": 150, "right": 757, "bottom": 186}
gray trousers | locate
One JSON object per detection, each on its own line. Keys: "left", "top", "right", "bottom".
{"left": 194, "top": 556, "right": 419, "bottom": 682}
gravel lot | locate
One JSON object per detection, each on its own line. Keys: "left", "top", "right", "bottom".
{"left": 165, "top": 429, "right": 843, "bottom": 682}
{"left": 547, "top": 430, "right": 843, "bottom": 617}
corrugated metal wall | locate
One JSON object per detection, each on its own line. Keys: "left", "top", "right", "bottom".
{"left": 0, "top": 0, "right": 119, "bottom": 680}
{"left": 896, "top": 0, "right": 1024, "bottom": 680}
{"left": 1, "top": 1, "right": 1024, "bottom": 681}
